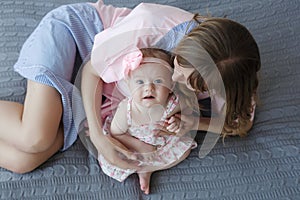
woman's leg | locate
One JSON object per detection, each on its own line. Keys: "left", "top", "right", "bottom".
{"left": 0, "top": 129, "right": 63, "bottom": 174}
{"left": 0, "top": 80, "right": 64, "bottom": 172}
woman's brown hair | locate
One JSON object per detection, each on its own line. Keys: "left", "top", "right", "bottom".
{"left": 174, "top": 16, "right": 261, "bottom": 136}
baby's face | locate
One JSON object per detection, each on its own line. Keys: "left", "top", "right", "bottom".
{"left": 128, "top": 63, "right": 173, "bottom": 108}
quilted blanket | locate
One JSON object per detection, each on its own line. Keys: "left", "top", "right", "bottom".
{"left": 0, "top": 0, "right": 299, "bottom": 199}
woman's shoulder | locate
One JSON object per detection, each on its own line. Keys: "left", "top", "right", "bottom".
{"left": 133, "top": 3, "right": 191, "bottom": 16}
{"left": 90, "top": 1, "right": 132, "bottom": 29}
{"left": 112, "top": 2, "right": 194, "bottom": 29}
{"left": 155, "top": 20, "right": 198, "bottom": 51}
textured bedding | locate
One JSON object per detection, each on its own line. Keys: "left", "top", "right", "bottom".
{"left": 0, "top": 0, "right": 300, "bottom": 199}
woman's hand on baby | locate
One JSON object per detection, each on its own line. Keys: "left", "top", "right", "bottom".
{"left": 88, "top": 129, "right": 140, "bottom": 170}
{"left": 112, "top": 133, "right": 158, "bottom": 166}
{"left": 113, "top": 134, "right": 156, "bottom": 153}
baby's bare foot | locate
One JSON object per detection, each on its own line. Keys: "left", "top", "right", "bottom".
{"left": 138, "top": 172, "right": 152, "bottom": 194}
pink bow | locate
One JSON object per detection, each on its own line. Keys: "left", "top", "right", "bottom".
{"left": 122, "top": 50, "right": 143, "bottom": 76}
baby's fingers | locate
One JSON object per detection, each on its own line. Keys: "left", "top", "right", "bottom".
{"left": 166, "top": 123, "right": 179, "bottom": 133}
{"left": 167, "top": 116, "right": 177, "bottom": 124}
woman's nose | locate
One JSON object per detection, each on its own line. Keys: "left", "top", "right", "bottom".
{"left": 172, "top": 70, "right": 181, "bottom": 82}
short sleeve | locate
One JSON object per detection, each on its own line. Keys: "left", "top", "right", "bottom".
{"left": 90, "top": 0, "right": 132, "bottom": 29}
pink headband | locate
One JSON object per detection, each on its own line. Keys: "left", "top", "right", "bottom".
{"left": 122, "top": 50, "right": 173, "bottom": 77}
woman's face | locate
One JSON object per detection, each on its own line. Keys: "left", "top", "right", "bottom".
{"left": 172, "top": 57, "right": 196, "bottom": 91}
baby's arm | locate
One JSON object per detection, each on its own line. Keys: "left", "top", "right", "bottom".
{"left": 110, "top": 99, "right": 129, "bottom": 135}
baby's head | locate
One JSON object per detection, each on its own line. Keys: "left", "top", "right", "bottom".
{"left": 124, "top": 48, "right": 174, "bottom": 107}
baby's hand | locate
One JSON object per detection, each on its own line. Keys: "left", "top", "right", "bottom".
{"left": 165, "top": 116, "right": 180, "bottom": 134}
{"left": 155, "top": 113, "right": 198, "bottom": 137}
{"left": 153, "top": 114, "right": 186, "bottom": 136}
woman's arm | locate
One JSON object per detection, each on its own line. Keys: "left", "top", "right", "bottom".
{"left": 81, "top": 60, "right": 138, "bottom": 169}
{"left": 198, "top": 116, "right": 254, "bottom": 137}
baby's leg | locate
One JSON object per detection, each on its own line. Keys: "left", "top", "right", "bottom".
{"left": 0, "top": 80, "right": 63, "bottom": 172}
{"left": 138, "top": 172, "right": 152, "bottom": 195}
{"left": 136, "top": 148, "right": 192, "bottom": 194}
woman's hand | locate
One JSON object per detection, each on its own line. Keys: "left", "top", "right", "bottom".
{"left": 113, "top": 133, "right": 156, "bottom": 153}
{"left": 112, "top": 133, "right": 159, "bottom": 166}
{"left": 89, "top": 131, "right": 140, "bottom": 170}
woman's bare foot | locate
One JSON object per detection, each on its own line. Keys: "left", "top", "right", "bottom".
{"left": 138, "top": 172, "right": 152, "bottom": 194}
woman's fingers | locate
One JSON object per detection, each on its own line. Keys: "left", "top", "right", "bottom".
{"left": 106, "top": 136, "right": 138, "bottom": 160}
{"left": 108, "top": 152, "right": 140, "bottom": 170}
{"left": 92, "top": 135, "right": 140, "bottom": 170}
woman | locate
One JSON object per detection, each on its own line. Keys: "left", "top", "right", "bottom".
{"left": 0, "top": 1, "right": 259, "bottom": 174}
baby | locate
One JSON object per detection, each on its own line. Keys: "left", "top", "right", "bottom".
{"left": 98, "top": 48, "right": 197, "bottom": 194}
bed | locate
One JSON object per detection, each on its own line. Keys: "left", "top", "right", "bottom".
{"left": 0, "top": 0, "right": 299, "bottom": 199}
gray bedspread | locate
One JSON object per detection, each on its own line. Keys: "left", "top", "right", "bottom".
{"left": 1, "top": 0, "right": 300, "bottom": 199}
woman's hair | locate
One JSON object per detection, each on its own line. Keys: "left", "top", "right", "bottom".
{"left": 174, "top": 16, "right": 261, "bottom": 136}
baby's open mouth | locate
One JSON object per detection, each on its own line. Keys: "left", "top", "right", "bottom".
{"left": 143, "top": 95, "right": 155, "bottom": 99}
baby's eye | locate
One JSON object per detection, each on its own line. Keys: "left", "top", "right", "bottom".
{"left": 153, "top": 79, "right": 163, "bottom": 84}
{"left": 135, "top": 80, "right": 144, "bottom": 85}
